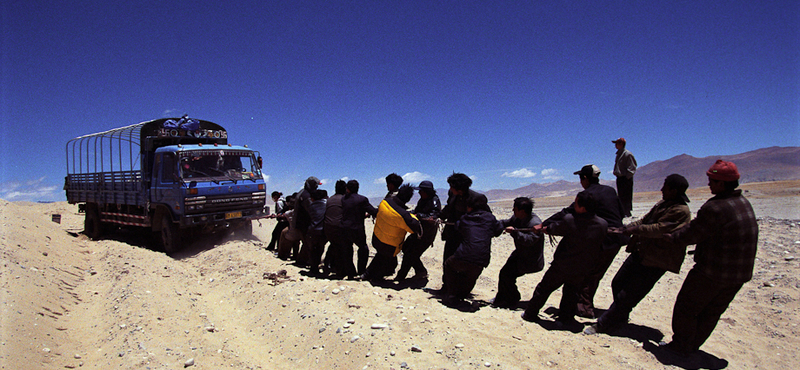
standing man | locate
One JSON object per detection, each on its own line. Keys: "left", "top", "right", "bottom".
{"left": 491, "top": 197, "right": 545, "bottom": 309}
{"left": 585, "top": 174, "right": 692, "bottom": 335}
{"left": 661, "top": 160, "right": 758, "bottom": 356}
{"left": 613, "top": 138, "right": 637, "bottom": 218}
{"left": 543, "top": 164, "right": 626, "bottom": 318}
{"left": 340, "top": 180, "right": 378, "bottom": 279}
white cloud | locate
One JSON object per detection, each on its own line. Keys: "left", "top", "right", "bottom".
{"left": 540, "top": 168, "right": 562, "bottom": 181}
{"left": 502, "top": 168, "right": 537, "bottom": 178}
{"left": 319, "top": 178, "right": 330, "bottom": 185}
{"left": 373, "top": 177, "right": 385, "bottom": 185}
{"left": 0, "top": 177, "right": 61, "bottom": 202}
{"left": 162, "top": 109, "right": 183, "bottom": 117}
{"left": 262, "top": 175, "right": 271, "bottom": 182}
{"left": 401, "top": 171, "right": 431, "bottom": 183}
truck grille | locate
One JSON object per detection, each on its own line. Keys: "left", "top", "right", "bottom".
{"left": 185, "top": 192, "right": 266, "bottom": 215}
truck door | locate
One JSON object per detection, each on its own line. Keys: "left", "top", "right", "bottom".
{"left": 152, "top": 153, "right": 181, "bottom": 205}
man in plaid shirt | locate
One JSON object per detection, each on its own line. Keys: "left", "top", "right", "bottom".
{"left": 662, "top": 160, "right": 758, "bottom": 356}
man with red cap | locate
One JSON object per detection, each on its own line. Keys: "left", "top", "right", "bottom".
{"left": 613, "top": 138, "right": 637, "bottom": 218}
{"left": 661, "top": 160, "right": 758, "bottom": 357}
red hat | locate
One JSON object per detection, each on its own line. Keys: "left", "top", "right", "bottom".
{"left": 706, "top": 160, "right": 740, "bottom": 181}
{"left": 612, "top": 138, "right": 626, "bottom": 144}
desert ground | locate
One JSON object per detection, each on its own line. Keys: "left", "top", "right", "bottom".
{"left": 1, "top": 180, "right": 799, "bottom": 369}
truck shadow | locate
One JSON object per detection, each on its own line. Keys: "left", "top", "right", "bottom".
{"left": 76, "top": 226, "right": 254, "bottom": 259}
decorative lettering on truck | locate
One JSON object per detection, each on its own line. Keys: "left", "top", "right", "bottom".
{"left": 157, "top": 128, "right": 228, "bottom": 139}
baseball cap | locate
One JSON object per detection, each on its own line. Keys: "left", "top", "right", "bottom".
{"left": 706, "top": 160, "right": 740, "bottom": 182}
{"left": 574, "top": 164, "right": 601, "bottom": 178}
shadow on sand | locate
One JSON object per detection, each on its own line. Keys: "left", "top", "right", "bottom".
{"left": 643, "top": 341, "right": 729, "bottom": 369}
{"left": 75, "top": 226, "right": 259, "bottom": 259}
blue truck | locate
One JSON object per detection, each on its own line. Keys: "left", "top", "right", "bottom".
{"left": 65, "top": 116, "right": 267, "bottom": 253}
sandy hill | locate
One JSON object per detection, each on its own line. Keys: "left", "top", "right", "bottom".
{"left": 1, "top": 181, "right": 799, "bottom": 369}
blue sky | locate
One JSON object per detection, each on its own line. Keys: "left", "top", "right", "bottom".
{"left": 2, "top": 1, "right": 798, "bottom": 201}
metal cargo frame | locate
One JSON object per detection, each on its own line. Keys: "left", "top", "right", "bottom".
{"left": 65, "top": 121, "right": 147, "bottom": 206}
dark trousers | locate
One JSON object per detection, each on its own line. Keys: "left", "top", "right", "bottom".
{"left": 396, "top": 236, "right": 428, "bottom": 279}
{"left": 296, "top": 230, "right": 311, "bottom": 266}
{"left": 364, "top": 236, "right": 398, "bottom": 279}
{"left": 442, "top": 227, "right": 462, "bottom": 284}
{"left": 524, "top": 264, "right": 586, "bottom": 321}
{"left": 597, "top": 253, "right": 666, "bottom": 330}
{"left": 339, "top": 229, "right": 369, "bottom": 277}
{"left": 324, "top": 226, "right": 345, "bottom": 274}
{"left": 577, "top": 246, "right": 620, "bottom": 318}
{"left": 670, "top": 268, "right": 744, "bottom": 353}
{"left": 494, "top": 249, "right": 541, "bottom": 306}
{"left": 267, "top": 220, "right": 289, "bottom": 250}
{"left": 443, "top": 256, "right": 484, "bottom": 298}
{"left": 307, "top": 230, "right": 327, "bottom": 272}
{"left": 397, "top": 220, "right": 437, "bottom": 279}
{"left": 616, "top": 176, "right": 634, "bottom": 217}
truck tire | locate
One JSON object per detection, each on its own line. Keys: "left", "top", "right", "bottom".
{"left": 84, "top": 204, "right": 103, "bottom": 240}
{"left": 161, "top": 216, "right": 182, "bottom": 253}
{"left": 237, "top": 220, "right": 253, "bottom": 238}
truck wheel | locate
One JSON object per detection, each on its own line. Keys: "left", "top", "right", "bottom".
{"left": 237, "top": 220, "right": 253, "bottom": 238}
{"left": 161, "top": 217, "right": 182, "bottom": 253}
{"left": 84, "top": 204, "right": 102, "bottom": 240}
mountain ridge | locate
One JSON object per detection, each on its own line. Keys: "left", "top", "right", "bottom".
{"left": 483, "top": 146, "right": 800, "bottom": 201}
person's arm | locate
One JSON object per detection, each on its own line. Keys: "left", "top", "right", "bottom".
{"left": 362, "top": 197, "right": 378, "bottom": 217}
{"left": 509, "top": 216, "right": 543, "bottom": 247}
{"left": 666, "top": 204, "right": 716, "bottom": 246}
{"left": 542, "top": 204, "right": 572, "bottom": 227}
{"left": 631, "top": 206, "right": 690, "bottom": 236}
{"left": 542, "top": 217, "right": 571, "bottom": 237}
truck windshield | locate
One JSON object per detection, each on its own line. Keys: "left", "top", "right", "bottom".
{"left": 179, "top": 150, "right": 261, "bottom": 182}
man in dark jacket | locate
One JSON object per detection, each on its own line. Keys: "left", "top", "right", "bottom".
{"left": 396, "top": 180, "right": 441, "bottom": 281}
{"left": 362, "top": 185, "right": 421, "bottom": 281}
{"left": 306, "top": 189, "right": 328, "bottom": 274}
{"left": 613, "top": 138, "right": 637, "bottom": 217}
{"left": 523, "top": 191, "right": 607, "bottom": 325}
{"left": 323, "top": 180, "right": 347, "bottom": 275}
{"left": 339, "top": 180, "right": 378, "bottom": 278}
{"left": 491, "top": 197, "right": 545, "bottom": 309}
{"left": 439, "top": 173, "right": 483, "bottom": 282}
{"left": 292, "top": 176, "right": 320, "bottom": 266}
{"left": 585, "top": 174, "right": 691, "bottom": 334}
{"left": 543, "top": 164, "right": 626, "bottom": 318}
{"left": 442, "top": 194, "right": 503, "bottom": 305}
{"left": 661, "top": 160, "right": 758, "bottom": 356}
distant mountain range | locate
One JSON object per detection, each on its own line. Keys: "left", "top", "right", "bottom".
{"left": 482, "top": 146, "right": 800, "bottom": 201}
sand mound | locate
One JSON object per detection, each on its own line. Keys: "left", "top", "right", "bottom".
{"left": 1, "top": 182, "right": 799, "bottom": 369}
